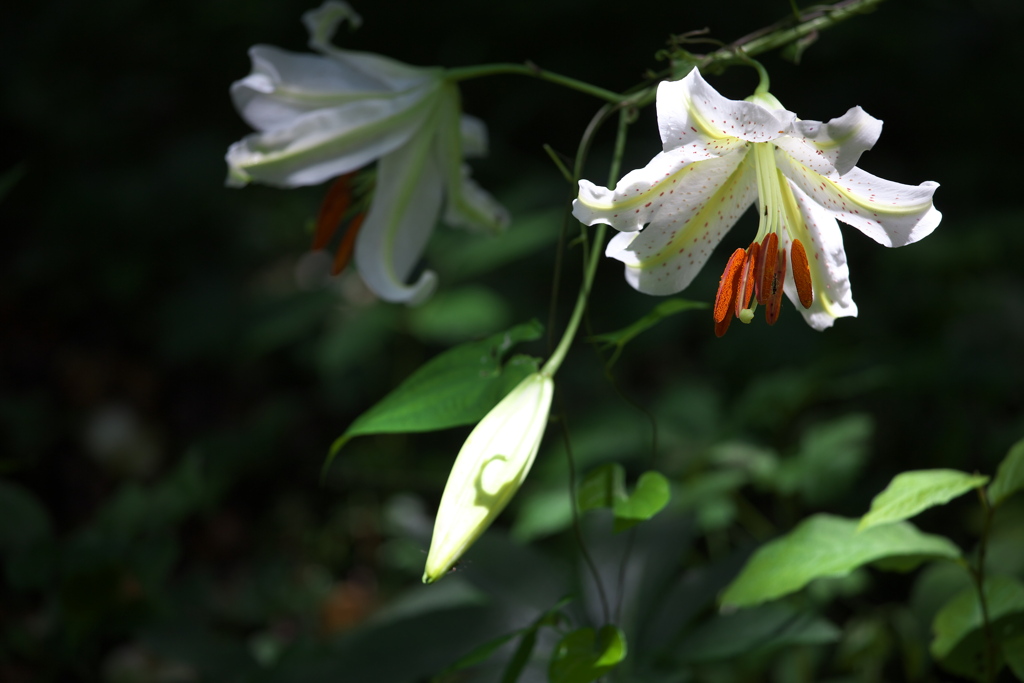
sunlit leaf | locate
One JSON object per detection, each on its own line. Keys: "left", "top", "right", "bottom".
{"left": 612, "top": 471, "right": 671, "bottom": 532}
{"left": 988, "top": 437, "right": 1024, "bottom": 507}
{"left": 324, "top": 320, "right": 543, "bottom": 474}
{"left": 721, "top": 514, "right": 961, "bottom": 608}
{"left": 577, "top": 465, "right": 671, "bottom": 532}
{"left": 931, "top": 575, "right": 1024, "bottom": 681}
{"left": 549, "top": 625, "right": 627, "bottom": 683}
{"left": 859, "top": 469, "right": 988, "bottom": 531}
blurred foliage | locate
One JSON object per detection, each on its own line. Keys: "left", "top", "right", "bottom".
{"left": 2, "top": 0, "right": 1024, "bottom": 681}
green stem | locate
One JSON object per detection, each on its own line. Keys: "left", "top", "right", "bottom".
{"left": 445, "top": 62, "right": 624, "bottom": 104}
{"left": 702, "top": 0, "right": 886, "bottom": 67}
{"left": 541, "top": 106, "right": 631, "bottom": 377}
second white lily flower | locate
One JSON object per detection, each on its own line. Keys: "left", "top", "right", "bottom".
{"left": 226, "top": 1, "right": 509, "bottom": 304}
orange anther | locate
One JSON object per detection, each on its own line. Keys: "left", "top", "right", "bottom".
{"left": 313, "top": 173, "right": 355, "bottom": 251}
{"left": 714, "top": 248, "right": 746, "bottom": 325}
{"left": 790, "top": 239, "right": 813, "bottom": 309}
{"left": 757, "top": 232, "right": 778, "bottom": 305}
{"left": 764, "top": 248, "right": 787, "bottom": 325}
{"left": 331, "top": 212, "right": 366, "bottom": 275}
{"left": 737, "top": 241, "right": 760, "bottom": 316}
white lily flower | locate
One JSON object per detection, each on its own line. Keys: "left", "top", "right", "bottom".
{"left": 423, "top": 372, "right": 553, "bottom": 583}
{"left": 226, "top": 1, "right": 508, "bottom": 304}
{"left": 573, "top": 68, "right": 941, "bottom": 332}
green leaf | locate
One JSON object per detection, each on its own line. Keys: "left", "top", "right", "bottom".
{"left": 721, "top": 514, "right": 961, "bottom": 608}
{"left": 859, "top": 469, "right": 989, "bottom": 531}
{"left": 577, "top": 464, "right": 626, "bottom": 512}
{"left": 577, "top": 466, "right": 671, "bottom": 532}
{"left": 931, "top": 576, "right": 1024, "bottom": 681}
{"left": 324, "top": 321, "right": 542, "bottom": 475}
{"left": 549, "top": 625, "right": 627, "bottom": 683}
{"left": 612, "top": 471, "right": 671, "bottom": 532}
{"left": 677, "top": 603, "right": 841, "bottom": 663}
{"left": 989, "top": 438, "right": 1024, "bottom": 507}
{"left": 589, "top": 298, "right": 706, "bottom": 366}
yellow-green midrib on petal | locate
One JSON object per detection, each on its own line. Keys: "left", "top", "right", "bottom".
{"left": 629, "top": 156, "right": 752, "bottom": 272}
{"left": 779, "top": 173, "right": 843, "bottom": 318}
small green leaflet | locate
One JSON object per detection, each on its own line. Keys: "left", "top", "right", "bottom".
{"left": 931, "top": 575, "right": 1024, "bottom": 681}
{"left": 988, "top": 437, "right": 1024, "bottom": 507}
{"left": 549, "top": 625, "right": 627, "bottom": 683}
{"left": 323, "top": 320, "right": 542, "bottom": 476}
{"left": 859, "top": 469, "right": 989, "bottom": 531}
{"left": 720, "top": 514, "right": 961, "bottom": 608}
{"left": 589, "top": 298, "right": 706, "bottom": 366}
{"left": 577, "top": 464, "right": 671, "bottom": 532}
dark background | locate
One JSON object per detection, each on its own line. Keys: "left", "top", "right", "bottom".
{"left": 2, "top": 0, "right": 1022, "bottom": 680}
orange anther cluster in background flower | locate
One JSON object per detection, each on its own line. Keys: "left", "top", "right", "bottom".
{"left": 313, "top": 173, "right": 368, "bottom": 275}
{"left": 713, "top": 233, "right": 813, "bottom": 336}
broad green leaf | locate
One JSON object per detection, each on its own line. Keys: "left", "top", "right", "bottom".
{"left": 721, "top": 514, "right": 961, "bottom": 608}
{"left": 677, "top": 603, "right": 840, "bottom": 663}
{"left": 324, "top": 321, "right": 542, "bottom": 474}
{"left": 577, "top": 464, "right": 626, "bottom": 512}
{"left": 549, "top": 625, "right": 627, "bottom": 683}
{"left": 931, "top": 576, "right": 1024, "bottom": 681}
{"left": 859, "top": 469, "right": 989, "bottom": 531}
{"left": 989, "top": 438, "right": 1024, "bottom": 507}
{"left": 589, "top": 298, "right": 706, "bottom": 366}
{"left": 613, "top": 471, "right": 671, "bottom": 533}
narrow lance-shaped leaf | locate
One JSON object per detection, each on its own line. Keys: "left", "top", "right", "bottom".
{"left": 721, "top": 514, "right": 961, "bottom": 608}
{"left": 859, "top": 469, "right": 989, "bottom": 532}
{"left": 324, "top": 320, "right": 542, "bottom": 475}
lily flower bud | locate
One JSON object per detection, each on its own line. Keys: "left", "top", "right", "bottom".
{"left": 423, "top": 373, "right": 553, "bottom": 583}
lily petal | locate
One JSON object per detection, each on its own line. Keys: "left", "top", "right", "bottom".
{"left": 231, "top": 46, "right": 406, "bottom": 132}
{"left": 659, "top": 70, "right": 796, "bottom": 149}
{"left": 773, "top": 106, "right": 882, "bottom": 178}
{"left": 434, "top": 85, "right": 509, "bottom": 234}
{"left": 778, "top": 154, "right": 941, "bottom": 248}
{"left": 302, "top": 1, "right": 431, "bottom": 92}
{"left": 353, "top": 102, "right": 443, "bottom": 304}
{"left": 599, "top": 152, "right": 757, "bottom": 295}
{"left": 225, "top": 83, "right": 439, "bottom": 188}
{"left": 459, "top": 114, "right": 489, "bottom": 159}
{"left": 779, "top": 179, "right": 857, "bottom": 330}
